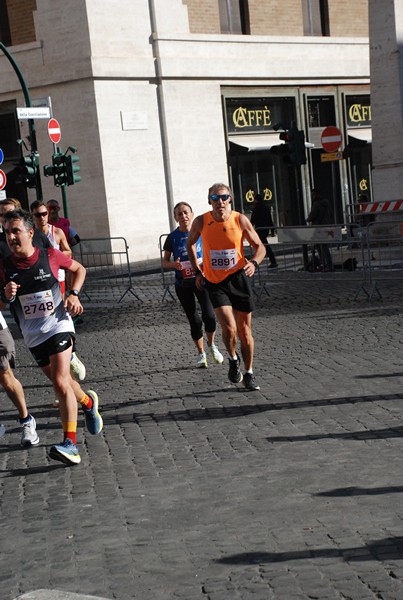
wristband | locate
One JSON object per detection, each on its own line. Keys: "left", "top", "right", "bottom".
{"left": 194, "top": 269, "right": 202, "bottom": 276}
{"left": 250, "top": 260, "right": 259, "bottom": 269}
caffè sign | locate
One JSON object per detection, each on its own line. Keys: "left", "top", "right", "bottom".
{"left": 226, "top": 97, "right": 295, "bottom": 134}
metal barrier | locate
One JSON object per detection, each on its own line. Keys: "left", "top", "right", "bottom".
{"left": 250, "top": 225, "right": 369, "bottom": 301}
{"left": 159, "top": 233, "right": 176, "bottom": 301}
{"left": 74, "top": 237, "right": 141, "bottom": 303}
{"left": 159, "top": 221, "right": 403, "bottom": 304}
{"left": 361, "top": 218, "right": 403, "bottom": 300}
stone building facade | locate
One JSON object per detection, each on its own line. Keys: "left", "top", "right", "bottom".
{"left": 0, "top": 0, "right": 370, "bottom": 261}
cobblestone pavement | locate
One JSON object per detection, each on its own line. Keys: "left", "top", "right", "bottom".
{"left": 2, "top": 274, "right": 403, "bottom": 600}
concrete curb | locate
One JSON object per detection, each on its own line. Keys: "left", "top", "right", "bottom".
{"left": 15, "top": 591, "right": 111, "bottom": 600}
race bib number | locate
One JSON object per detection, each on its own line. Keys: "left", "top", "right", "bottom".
{"left": 181, "top": 258, "right": 202, "bottom": 279}
{"left": 181, "top": 260, "right": 195, "bottom": 280}
{"left": 210, "top": 248, "right": 237, "bottom": 270}
{"left": 19, "top": 290, "right": 55, "bottom": 320}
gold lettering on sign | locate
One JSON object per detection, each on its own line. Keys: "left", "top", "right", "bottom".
{"left": 233, "top": 106, "right": 272, "bottom": 128}
{"left": 245, "top": 189, "right": 255, "bottom": 203}
{"left": 359, "top": 179, "right": 368, "bottom": 191}
{"left": 349, "top": 104, "right": 372, "bottom": 123}
{"left": 263, "top": 188, "right": 272, "bottom": 201}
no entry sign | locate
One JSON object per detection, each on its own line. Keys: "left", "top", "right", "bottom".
{"left": 0, "top": 169, "right": 7, "bottom": 190}
{"left": 321, "top": 126, "right": 342, "bottom": 153}
{"left": 48, "top": 118, "right": 61, "bottom": 144}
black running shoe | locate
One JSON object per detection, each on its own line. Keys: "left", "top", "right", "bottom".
{"left": 228, "top": 354, "right": 243, "bottom": 383}
{"left": 243, "top": 372, "right": 260, "bottom": 391}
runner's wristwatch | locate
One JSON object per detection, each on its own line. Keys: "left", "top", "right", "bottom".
{"left": 68, "top": 289, "right": 80, "bottom": 297}
{"left": 250, "top": 260, "right": 258, "bottom": 269}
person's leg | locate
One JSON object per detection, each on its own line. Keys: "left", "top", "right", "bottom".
{"left": 233, "top": 310, "right": 254, "bottom": 371}
{"left": 195, "top": 287, "right": 223, "bottom": 364}
{"left": 234, "top": 309, "right": 260, "bottom": 391}
{"left": 0, "top": 366, "right": 28, "bottom": 419}
{"left": 265, "top": 243, "right": 277, "bottom": 266}
{"left": 213, "top": 305, "right": 238, "bottom": 357}
{"left": 42, "top": 347, "right": 78, "bottom": 437}
{"left": 176, "top": 284, "right": 206, "bottom": 365}
{"left": 42, "top": 355, "right": 103, "bottom": 436}
{"left": 0, "top": 328, "right": 39, "bottom": 446}
{"left": 323, "top": 245, "right": 334, "bottom": 270}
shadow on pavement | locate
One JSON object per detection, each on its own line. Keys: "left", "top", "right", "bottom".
{"left": 316, "top": 485, "right": 403, "bottom": 497}
{"left": 107, "top": 392, "right": 403, "bottom": 425}
{"left": 265, "top": 425, "right": 403, "bottom": 443}
{"left": 1, "top": 464, "right": 64, "bottom": 477}
{"left": 214, "top": 537, "right": 403, "bottom": 564}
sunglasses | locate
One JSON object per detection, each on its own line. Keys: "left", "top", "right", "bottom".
{"left": 209, "top": 194, "right": 231, "bottom": 201}
{"left": 34, "top": 211, "right": 48, "bottom": 217}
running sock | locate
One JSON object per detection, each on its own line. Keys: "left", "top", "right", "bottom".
{"left": 63, "top": 421, "right": 77, "bottom": 445}
{"left": 19, "top": 414, "right": 32, "bottom": 424}
{"left": 78, "top": 393, "right": 93, "bottom": 410}
{"left": 245, "top": 369, "right": 253, "bottom": 374}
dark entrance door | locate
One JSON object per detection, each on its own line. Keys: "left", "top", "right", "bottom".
{"left": 229, "top": 147, "right": 304, "bottom": 226}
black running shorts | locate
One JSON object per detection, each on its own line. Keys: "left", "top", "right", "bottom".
{"left": 204, "top": 269, "right": 255, "bottom": 313}
{"left": 30, "top": 332, "right": 75, "bottom": 368}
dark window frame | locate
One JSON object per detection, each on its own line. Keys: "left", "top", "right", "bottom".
{"left": 0, "top": 0, "right": 11, "bottom": 45}
{"left": 302, "top": 0, "right": 329, "bottom": 36}
{"left": 219, "top": 0, "right": 250, "bottom": 35}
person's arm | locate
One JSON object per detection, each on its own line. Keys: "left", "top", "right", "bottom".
{"left": 56, "top": 227, "right": 73, "bottom": 258}
{"left": 64, "top": 259, "right": 86, "bottom": 316}
{"left": 186, "top": 215, "right": 204, "bottom": 289}
{"left": 161, "top": 235, "right": 181, "bottom": 271}
{"left": 68, "top": 226, "right": 80, "bottom": 247}
{"left": 162, "top": 250, "right": 181, "bottom": 271}
{"left": 239, "top": 214, "right": 267, "bottom": 277}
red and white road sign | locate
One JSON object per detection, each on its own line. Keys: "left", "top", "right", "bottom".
{"left": 321, "top": 126, "right": 342, "bottom": 153}
{"left": 0, "top": 169, "right": 6, "bottom": 191}
{"left": 48, "top": 118, "right": 61, "bottom": 144}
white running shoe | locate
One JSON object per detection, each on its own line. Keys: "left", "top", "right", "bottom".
{"left": 196, "top": 351, "right": 208, "bottom": 368}
{"left": 208, "top": 344, "right": 224, "bottom": 364}
{"left": 70, "top": 352, "right": 86, "bottom": 381}
{"left": 20, "top": 415, "right": 39, "bottom": 447}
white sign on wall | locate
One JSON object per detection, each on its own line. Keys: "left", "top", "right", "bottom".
{"left": 17, "top": 107, "right": 51, "bottom": 119}
{"left": 120, "top": 111, "right": 148, "bottom": 130}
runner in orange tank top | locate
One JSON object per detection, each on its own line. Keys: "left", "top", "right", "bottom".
{"left": 186, "top": 183, "right": 266, "bottom": 391}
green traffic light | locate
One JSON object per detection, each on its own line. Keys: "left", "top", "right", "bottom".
{"left": 65, "top": 154, "right": 81, "bottom": 185}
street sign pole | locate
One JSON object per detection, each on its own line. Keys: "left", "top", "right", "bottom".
{"left": 0, "top": 42, "right": 42, "bottom": 201}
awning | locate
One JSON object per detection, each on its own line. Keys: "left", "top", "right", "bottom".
{"left": 228, "top": 133, "right": 315, "bottom": 152}
{"left": 228, "top": 133, "right": 284, "bottom": 152}
{"left": 348, "top": 128, "right": 372, "bottom": 144}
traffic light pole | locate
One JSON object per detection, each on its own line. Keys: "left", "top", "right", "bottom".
{"left": 0, "top": 42, "right": 42, "bottom": 201}
{"left": 61, "top": 185, "right": 69, "bottom": 219}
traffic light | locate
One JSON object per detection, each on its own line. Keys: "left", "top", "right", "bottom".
{"left": 43, "top": 152, "right": 68, "bottom": 187}
{"left": 21, "top": 151, "right": 40, "bottom": 188}
{"left": 272, "top": 124, "right": 307, "bottom": 166}
{"left": 65, "top": 154, "right": 81, "bottom": 186}
{"left": 291, "top": 128, "right": 307, "bottom": 166}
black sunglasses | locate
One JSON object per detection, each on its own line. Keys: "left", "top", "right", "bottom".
{"left": 209, "top": 194, "right": 230, "bottom": 201}
{"left": 34, "top": 211, "right": 48, "bottom": 217}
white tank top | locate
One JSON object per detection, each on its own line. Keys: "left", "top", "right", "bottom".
{"left": 47, "top": 224, "right": 66, "bottom": 283}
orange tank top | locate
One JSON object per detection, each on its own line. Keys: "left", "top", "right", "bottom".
{"left": 201, "top": 210, "right": 246, "bottom": 283}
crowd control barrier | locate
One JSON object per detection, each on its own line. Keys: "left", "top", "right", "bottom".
{"left": 159, "top": 221, "right": 403, "bottom": 303}
{"left": 250, "top": 225, "right": 368, "bottom": 301}
{"left": 360, "top": 218, "right": 403, "bottom": 300}
{"left": 159, "top": 234, "right": 176, "bottom": 301}
{"left": 74, "top": 237, "right": 141, "bottom": 303}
